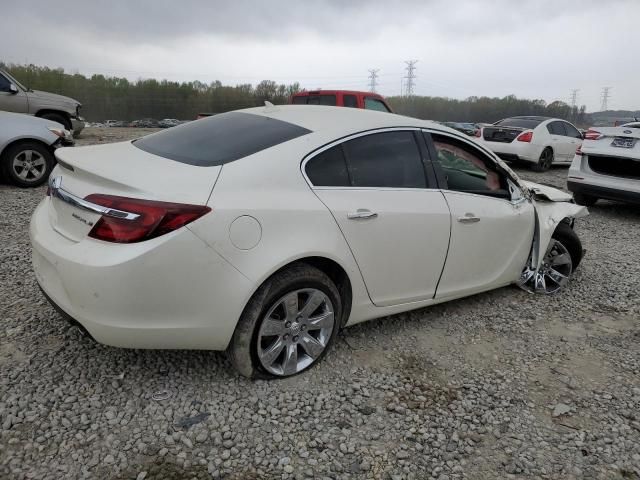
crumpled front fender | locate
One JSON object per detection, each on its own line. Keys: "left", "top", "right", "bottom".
{"left": 531, "top": 200, "right": 588, "bottom": 269}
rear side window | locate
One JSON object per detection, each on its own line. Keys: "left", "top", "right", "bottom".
{"left": 343, "top": 131, "right": 425, "bottom": 188}
{"left": 343, "top": 95, "right": 358, "bottom": 108}
{"left": 305, "top": 145, "right": 350, "bottom": 187}
{"left": 364, "top": 98, "right": 390, "bottom": 112}
{"left": 134, "top": 112, "right": 311, "bottom": 167}
{"left": 547, "top": 121, "right": 566, "bottom": 136}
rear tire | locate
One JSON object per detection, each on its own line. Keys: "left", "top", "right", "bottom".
{"left": 227, "top": 263, "right": 342, "bottom": 379}
{"left": 40, "top": 112, "right": 72, "bottom": 131}
{"left": 573, "top": 192, "right": 597, "bottom": 207}
{"left": 1, "top": 141, "right": 54, "bottom": 187}
{"left": 532, "top": 147, "right": 553, "bottom": 172}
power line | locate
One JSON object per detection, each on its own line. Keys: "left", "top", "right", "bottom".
{"left": 569, "top": 89, "right": 579, "bottom": 108}
{"left": 368, "top": 69, "right": 380, "bottom": 92}
{"left": 403, "top": 60, "right": 418, "bottom": 97}
{"left": 600, "top": 86, "right": 611, "bottom": 111}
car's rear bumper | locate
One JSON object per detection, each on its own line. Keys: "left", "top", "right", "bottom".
{"left": 30, "top": 198, "right": 253, "bottom": 351}
{"left": 476, "top": 139, "right": 541, "bottom": 164}
{"left": 567, "top": 180, "right": 640, "bottom": 205}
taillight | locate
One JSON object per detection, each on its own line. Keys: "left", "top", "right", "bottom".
{"left": 84, "top": 194, "right": 211, "bottom": 243}
{"left": 516, "top": 131, "right": 533, "bottom": 142}
{"left": 584, "top": 129, "right": 603, "bottom": 140}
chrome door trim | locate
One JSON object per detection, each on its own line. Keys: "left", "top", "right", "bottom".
{"left": 48, "top": 176, "right": 140, "bottom": 221}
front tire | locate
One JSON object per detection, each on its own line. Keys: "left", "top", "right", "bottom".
{"left": 228, "top": 263, "right": 342, "bottom": 379}
{"left": 532, "top": 147, "right": 553, "bottom": 172}
{"left": 1, "top": 141, "right": 54, "bottom": 187}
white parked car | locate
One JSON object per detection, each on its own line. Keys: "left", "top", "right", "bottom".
{"left": 568, "top": 123, "right": 640, "bottom": 206}
{"left": 30, "top": 106, "right": 587, "bottom": 378}
{"left": 475, "top": 116, "right": 583, "bottom": 171}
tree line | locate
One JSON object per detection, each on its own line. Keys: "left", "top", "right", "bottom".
{"left": 2, "top": 63, "right": 590, "bottom": 125}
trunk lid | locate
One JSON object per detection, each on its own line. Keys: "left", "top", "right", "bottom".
{"left": 48, "top": 141, "right": 220, "bottom": 242}
{"left": 482, "top": 126, "right": 524, "bottom": 143}
{"left": 582, "top": 126, "right": 640, "bottom": 161}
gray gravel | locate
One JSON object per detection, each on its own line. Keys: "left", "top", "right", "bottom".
{"left": 1, "top": 129, "right": 640, "bottom": 479}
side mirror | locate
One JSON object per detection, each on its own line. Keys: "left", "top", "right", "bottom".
{"left": 9, "top": 84, "right": 18, "bottom": 94}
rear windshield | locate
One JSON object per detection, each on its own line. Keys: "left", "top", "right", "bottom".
{"left": 494, "top": 118, "right": 544, "bottom": 129}
{"left": 292, "top": 94, "right": 337, "bottom": 106}
{"left": 134, "top": 112, "right": 311, "bottom": 166}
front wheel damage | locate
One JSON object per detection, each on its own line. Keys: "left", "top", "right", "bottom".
{"left": 517, "top": 199, "right": 587, "bottom": 295}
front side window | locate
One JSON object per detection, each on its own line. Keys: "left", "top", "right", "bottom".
{"left": 563, "top": 122, "right": 582, "bottom": 138}
{"left": 343, "top": 131, "right": 425, "bottom": 188}
{"left": 343, "top": 95, "right": 358, "bottom": 108}
{"left": 0, "top": 74, "right": 11, "bottom": 92}
{"left": 364, "top": 98, "right": 390, "bottom": 112}
{"left": 432, "top": 134, "right": 508, "bottom": 198}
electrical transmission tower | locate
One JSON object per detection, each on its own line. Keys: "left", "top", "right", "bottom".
{"left": 368, "top": 69, "right": 380, "bottom": 92}
{"left": 404, "top": 60, "right": 418, "bottom": 97}
{"left": 600, "top": 87, "right": 611, "bottom": 111}
{"left": 569, "top": 89, "right": 579, "bottom": 108}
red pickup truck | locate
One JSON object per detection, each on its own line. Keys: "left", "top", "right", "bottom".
{"left": 290, "top": 90, "right": 392, "bottom": 112}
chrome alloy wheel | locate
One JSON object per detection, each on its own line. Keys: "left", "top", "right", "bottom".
{"left": 519, "top": 239, "right": 573, "bottom": 294}
{"left": 12, "top": 150, "right": 47, "bottom": 182}
{"left": 257, "top": 288, "right": 335, "bottom": 376}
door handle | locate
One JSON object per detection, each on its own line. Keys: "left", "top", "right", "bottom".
{"left": 458, "top": 213, "right": 480, "bottom": 224}
{"left": 347, "top": 209, "right": 378, "bottom": 220}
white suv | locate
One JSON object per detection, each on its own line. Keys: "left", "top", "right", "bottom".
{"left": 475, "top": 116, "right": 583, "bottom": 172}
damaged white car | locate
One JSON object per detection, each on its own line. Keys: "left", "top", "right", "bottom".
{"left": 30, "top": 105, "right": 587, "bottom": 379}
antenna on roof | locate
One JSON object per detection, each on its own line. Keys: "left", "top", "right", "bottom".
{"left": 264, "top": 101, "right": 277, "bottom": 112}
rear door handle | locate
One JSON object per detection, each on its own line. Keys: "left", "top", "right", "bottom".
{"left": 458, "top": 213, "right": 480, "bottom": 224}
{"left": 347, "top": 209, "right": 378, "bottom": 220}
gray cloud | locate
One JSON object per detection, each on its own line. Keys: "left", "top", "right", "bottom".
{"left": 1, "top": 0, "right": 638, "bottom": 111}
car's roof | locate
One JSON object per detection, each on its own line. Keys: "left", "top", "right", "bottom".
{"left": 243, "top": 104, "right": 438, "bottom": 134}
{"left": 508, "top": 116, "right": 553, "bottom": 121}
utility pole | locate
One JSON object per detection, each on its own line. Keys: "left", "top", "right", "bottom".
{"left": 569, "top": 89, "right": 579, "bottom": 108}
{"left": 404, "top": 60, "right": 418, "bottom": 97}
{"left": 368, "top": 69, "right": 379, "bottom": 92}
{"left": 600, "top": 87, "right": 611, "bottom": 111}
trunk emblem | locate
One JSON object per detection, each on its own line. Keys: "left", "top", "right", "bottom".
{"left": 623, "top": 130, "right": 632, "bottom": 134}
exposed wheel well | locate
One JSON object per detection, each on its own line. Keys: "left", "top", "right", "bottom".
{"left": 273, "top": 257, "right": 353, "bottom": 328}
{"left": 36, "top": 110, "right": 72, "bottom": 129}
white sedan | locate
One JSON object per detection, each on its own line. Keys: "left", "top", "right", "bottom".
{"left": 475, "top": 116, "right": 583, "bottom": 171}
{"left": 31, "top": 105, "right": 587, "bottom": 378}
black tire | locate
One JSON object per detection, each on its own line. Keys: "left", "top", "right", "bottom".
{"left": 40, "top": 112, "right": 72, "bottom": 130}
{"left": 573, "top": 192, "right": 598, "bottom": 207}
{"left": 552, "top": 222, "right": 583, "bottom": 270}
{"left": 1, "top": 141, "right": 55, "bottom": 187}
{"left": 227, "top": 263, "right": 342, "bottom": 379}
{"left": 532, "top": 147, "right": 554, "bottom": 172}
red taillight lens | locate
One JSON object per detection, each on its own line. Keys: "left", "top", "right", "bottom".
{"left": 584, "top": 129, "right": 603, "bottom": 140}
{"left": 84, "top": 194, "right": 211, "bottom": 243}
{"left": 516, "top": 131, "right": 533, "bottom": 142}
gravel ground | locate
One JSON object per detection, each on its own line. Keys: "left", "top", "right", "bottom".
{"left": 1, "top": 128, "right": 639, "bottom": 479}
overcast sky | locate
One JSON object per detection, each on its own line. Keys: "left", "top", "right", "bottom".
{"left": 2, "top": 0, "right": 638, "bottom": 112}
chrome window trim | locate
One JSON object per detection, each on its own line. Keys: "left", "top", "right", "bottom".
{"left": 48, "top": 176, "right": 140, "bottom": 221}
{"left": 300, "top": 127, "right": 434, "bottom": 191}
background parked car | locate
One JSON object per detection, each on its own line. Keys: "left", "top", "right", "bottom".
{"left": 442, "top": 122, "right": 477, "bottom": 136}
{"left": 568, "top": 125, "right": 640, "bottom": 206}
{"left": 0, "top": 68, "right": 85, "bottom": 136}
{"left": 474, "top": 116, "right": 583, "bottom": 172}
{"left": 290, "top": 90, "right": 393, "bottom": 112}
{"left": 0, "top": 111, "right": 73, "bottom": 187}
{"left": 158, "top": 118, "right": 180, "bottom": 128}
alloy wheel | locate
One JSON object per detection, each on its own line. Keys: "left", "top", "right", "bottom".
{"left": 519, "top": 239, "right": 573, "bottom": 294}
{"left": 12, "top": 150, "right": 47, "bottom": 183}
{"left": 256, "top": 288, "right": 335, "bottom": 376}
